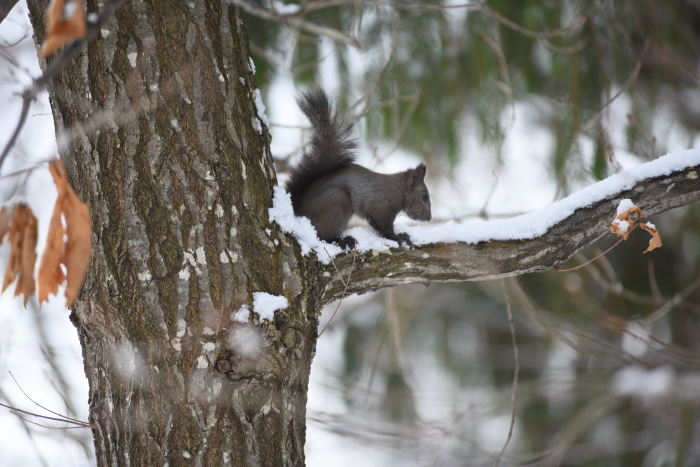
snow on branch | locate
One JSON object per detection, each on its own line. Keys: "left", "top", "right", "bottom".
{"left": 320, "top": 149, "right": 700, "bottom": 304}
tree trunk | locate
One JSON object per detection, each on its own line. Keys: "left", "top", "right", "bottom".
{"left": 27, "top": 0, "right": 321, "bottom": 465}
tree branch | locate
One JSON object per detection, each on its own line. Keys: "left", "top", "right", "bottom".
{"left": 0, "top": 0, "right": 127, "bottom": 170}
{"left": 0, "top": 0, "right": 19, "bottom": 26}
{"left": 229, "top": 0, "right": 363, "bottom": 48}
{"left": 321, "top": 162, "right": 700, "bottom": 304}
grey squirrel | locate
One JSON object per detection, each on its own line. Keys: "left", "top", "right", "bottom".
{"left": 286, "top": 88, "right": 431, "bottom": 249}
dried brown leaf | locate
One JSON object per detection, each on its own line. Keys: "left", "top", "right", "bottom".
{"left": 2, "top": 205, "right": 32, "bottom": 294}
{"left": 610, "top": 206, "right": 643, "bottom": 240}
{"left": 38, "top": 199, "right": 66, "bottom": 304}
{"left": 48, "top": 159, "right": 69, "bottom": 197}
{"left": 0, "top": 206, "right": 9, "bottom": 242}
{"left": 39, "top": 0, "right": 87, "bottom": 58}
{"left": 17, "top": 211, "right": 38, "bottom": 304}
{"left": 62, "top": 188, "right": 91, "bottom": 306}
{"left": 609, "top": 204, "right": 663, "bottom": 254}
{"left": 640, "top": 222, "right": 663, "bottom": 253}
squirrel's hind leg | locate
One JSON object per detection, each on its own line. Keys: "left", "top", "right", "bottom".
{"left": 301, "top": 186, "right": 354, "bottom": 243}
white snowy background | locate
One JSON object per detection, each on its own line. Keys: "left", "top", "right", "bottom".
{"left": 0, "top": 1, "right": 699, "bottom": 465}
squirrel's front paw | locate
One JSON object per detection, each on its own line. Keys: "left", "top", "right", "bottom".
{"left": 337, "top": 236, "right": 357, "bottom": 250}
{"left": 397, "top": 233, "right": 414, "bottom": 247}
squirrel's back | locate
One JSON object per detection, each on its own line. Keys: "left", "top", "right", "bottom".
{"left": 285, "top": 88, "right": 358, "bottom": 211}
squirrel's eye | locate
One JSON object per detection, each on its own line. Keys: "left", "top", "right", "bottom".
{"left": 421, "top": 194, "right": 429, "bottom": 203}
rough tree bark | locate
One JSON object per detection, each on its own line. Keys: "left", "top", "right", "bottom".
{"left": 22, "top": 0, "right": 700, "bottom": 465}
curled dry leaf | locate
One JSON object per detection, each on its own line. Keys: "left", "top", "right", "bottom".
{"left": 39, "top": 159, "right": 69, "bottom": 303}
{"left": 18, "top": 212, "right": 38, "bottom": 304}
{"left": 48, "top": 156, "right": 69, "bottom": 195}
{"left": 38, "top": 193, "right": 66, "bottom": 303}
{"left": 610, "top": 206, "right": 643, "bottom": 240}
{"left": 38, "top": 160, "right": 92, "bottom": 306}
{"left": 1, "top": 205, "right": 39, "bottom": 304}
{"left": 3, "top": 205, "right": 28, "bottom": 292}
{"left": 39, "top": 0, "right": 87, "bottom": 58}
{"left": 639, "top": 222, "right": 663, "bottom": 253}
{"left": 609, "top": 202, "right": 663, "bottom": 253}
{"left": 62, "top": 189, "right": 92, "bottom": 306}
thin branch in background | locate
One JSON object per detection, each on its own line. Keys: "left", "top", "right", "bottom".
{"left": 580, "top": 258, "right": 660, "bottom": 306}
{"left": 477, "top": 166, "right": 503, "bottom": 219}
{"left": 483, "top": 0, "right": 598, "bottom": 40}
{"left": 8, "top": 412, "right": 91, "bottom": 430}
{"left": 494, "top": 279, "right": 519, "bottom": 467}
{"left": 480, "top": 24, "right": 514, "bottom": 120}
{"left": 583, "top": 38, "right": 650, "bottom": 118}
{"left": 9, "top": 369, "right": 84, "bottom": 426}
{"left": 249, "top": 41, "right": 287, "bottom": 72}
{"left": 373, "top": 89, "right": 423, "bottom": 164}
{"left": 347, "top": 11, "right": 401, "bottom": 119}
{"left": 647, "top": 260, "right": 663, "bottom": 303}
{"left": 541, "top": 37, "right": 587, "bottom": 54}
{"left": 645, "top": 274, "right": 700, "bottom": 325}
{"left": 230, "top": 0, "right": 363, "bottom": 49}
{"left": 627, "top": 111, "right": 657, "bottom": 161}
{"left": 539, "top": 395, "right": 618, "bottom": 467}
{"left": 0, "top": 0, "right": 128, "bottom": 171}
{"left": 318, "top": 249, "right": 357, "bottom": 337}
{"left": 595, "top": 251, "right": 619, "bottom": 285}
{"left": 0, "top": 32, "right": 28, "bottom": 48}
{"left": 0, "top": 400, "right": 93, "bottom": 428}
{"left": 0, "top": 95, "right": 31, "bottom": 168}
{"left": 351, "top": 0, "right": 365, "bottom": 37}
{"left": 384, "top": 288, "right": 407, "bottom": 372}
{"left": 2, "top": 373, "right": 93, "bottom": 428}
{"left": 557, "top": 237, "right": 624, "bottom": 272}
{"left": 292, "top": 43, "right": 340, "bottom": 76}
{"left": 371, "top": 0, "right": 482, "bottom": 11}
{"left": 0, "top": 386, "right": 51, "bottom": 467}
{"left": 0, "top": 0, "right": 19, "bottom": 26}
{"left": 509, "top": 278, "right": 579, "bottom": 351}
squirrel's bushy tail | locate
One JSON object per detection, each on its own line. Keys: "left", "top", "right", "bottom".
{"left": 286, "top": 88, "right": 357, "bottom": 211}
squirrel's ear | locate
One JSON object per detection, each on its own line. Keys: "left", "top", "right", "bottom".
{"left": 412, "top": 163, "right": 427, "bottom": 183}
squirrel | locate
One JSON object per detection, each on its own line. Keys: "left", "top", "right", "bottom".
{"left": 286, "top": 88, "right": 431, "bottom": 249}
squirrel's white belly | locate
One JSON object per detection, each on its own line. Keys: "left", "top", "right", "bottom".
{"left": 347, "top": 214, "right": 370, "bottom": 229}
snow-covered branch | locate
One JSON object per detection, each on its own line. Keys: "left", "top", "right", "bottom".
{"left": 319, "top": 150, "right": 700, "bottom": 304}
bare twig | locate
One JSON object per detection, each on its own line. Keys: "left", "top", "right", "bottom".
{"left": 580, "top": 258, "right": 660, "bottom": 306}
{"left": 0, "top": 401, "right": 92, "bottom": 427}
{"left": 8, "top": 372, "right": 92, "bottom": 427}
{"left": 346, "top": 10, "right": 402, "bottom": 121}
{"left": 557, "top": 237, "right": 625, "bottom": 272}
{"left": 318, "top": 249, "right": 357, "bottom": 336}
{"left": 373, "top": 89, "right": 423, "bottom": 163}
{"left": 229, "top": 0, "right": 363, "bottom": 48}
{"left": 645, "top": 274, "right": 700, "bottom": 325}
{"left": 0, "top": 0, "right": 19, "bottom": 26}
{"left": 586, "top": 39, "right": 650, "bottom": 118}
{"left": 494, "top": 279, "right": 519, "bottom": 467}
{"left": 0, "top": 0, "right": 128, "bottom": 170}
{"left": 9, "top": 412, "right": 91, "bottom": 430}
{"left": 0, "top": 95, "right": 31, "bottom": 168}
{"left": 647, "top": 260, "right": 662, "bottom": 303}
{"left": 484, "top": 1, "right": 598, "bottom": 40}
